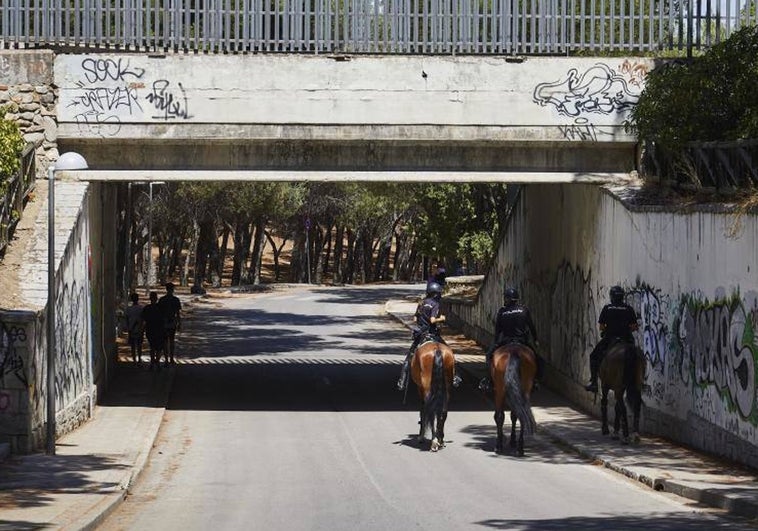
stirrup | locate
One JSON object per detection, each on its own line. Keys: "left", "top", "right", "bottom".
{"left": 452, "top": 374, "right": 462, "bottom": 388}
{"left": 396, "top": 378, "right": 406, "bottom": 391}
{"left": 478, "top": 378, "right": 492, "bottom": 393}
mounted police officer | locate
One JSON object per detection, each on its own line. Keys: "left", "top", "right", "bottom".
{"left": 479, "top": 286, "right": 543, "bottom": 393}
{"left": 396, "top": 282, "right": 462, "bottom": 391}
{"left": 584, "top": 285, "right": 639, "bottom": 393}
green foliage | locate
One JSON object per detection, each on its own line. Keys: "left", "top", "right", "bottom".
{"left": 628, "top": 25, "right": 758, "bottom": 149}
{"left": 0, "top": 106, "right": 25, "bottom": 192}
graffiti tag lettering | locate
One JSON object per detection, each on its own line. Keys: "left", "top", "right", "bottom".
{"left": 146, "top": 80, "right": 192, "bottom": 120}
{"left": 80, "top": 57, "right": 145, "bottom": 84}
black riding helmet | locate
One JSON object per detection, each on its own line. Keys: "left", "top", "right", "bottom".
{"left": 610, "top": 285, "right": 625, "bottom": 304}
{"left": 504, "top": 286, "right": 519, "bottom": 302}
{"left": 427, "top": 282, "right": 443, "bottom": 297}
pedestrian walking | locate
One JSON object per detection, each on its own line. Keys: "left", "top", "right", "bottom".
{"left": 142, "top": 291, "right": 166, "bottom": 370}
{"left": 124, "top": 292, "right": 144, "bottom": 365}
{"left": 159, "top": 282, "right": 182, "bottom": 366}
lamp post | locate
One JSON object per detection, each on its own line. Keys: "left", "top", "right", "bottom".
{"left": 47, "top": 152, "right": 88, "bottom": 456}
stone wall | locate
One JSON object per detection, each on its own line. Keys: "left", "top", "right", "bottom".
{"left": 0, "top": 50, "right": 58, "bottom": 177}
{"left": 444, "top": 184, "right": 758, "bottom": 468}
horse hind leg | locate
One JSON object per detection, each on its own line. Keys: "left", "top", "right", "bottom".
{"left": 600, "top": 391, "right": 610, "bottom": 436}
{"left": 494, "top": 410, "right": 505, "bottom": 454}
{"left": 434, "top": 411, "right": 447, "bottom": 451}
{"left": 509, "top": 411, "right": 518, "bottom": 449}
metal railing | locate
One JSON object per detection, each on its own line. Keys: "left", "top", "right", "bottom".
{"left": 650, "top": 139, "right": 758, "bottom": 189}
{"left": 0, "top": 142, "right": 36, "bottom": 258}
{"left": 1, "top": 0, "right": 756, "bottom": 54}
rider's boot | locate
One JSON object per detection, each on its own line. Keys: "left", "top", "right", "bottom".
{"left": 396, "top": 353, "right": 412, "bottom": 391}
{"left": 584, "top": 371, "right": 598, "bottom": 393}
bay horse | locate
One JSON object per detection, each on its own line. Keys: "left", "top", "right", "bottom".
{"left": 598, "top": 340, "right": 645, "bottom": 444}
{"left": 410, "top": 340, "right": 456, "bottom": 452}
{"left": 491, "top": 343, "right": 537, "bottom": 456}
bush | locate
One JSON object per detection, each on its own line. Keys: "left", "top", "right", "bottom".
{"left": 0, "top": 106, "right": 25, "bottom": 193}
{"left": 629, "top": 25, "right": 758, "bottom": 149}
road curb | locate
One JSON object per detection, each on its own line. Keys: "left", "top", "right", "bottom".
{"left": 62, "top": 367, "right": 176, "bottom": 531}
{"left": 385, "top": 302, "right": 758, "bottom": 522}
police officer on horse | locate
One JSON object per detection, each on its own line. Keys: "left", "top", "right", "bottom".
{"left": 479, "top": 286, "right": 543, "bottom": 393}
{"left": 584, "top": 285, "right": 639, "bottom": 393}
{"left": 397, "top": 282, "right": 462, "bottom": 391}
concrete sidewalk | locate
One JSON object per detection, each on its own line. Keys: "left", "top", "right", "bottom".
{"left": 0, "top": 363, "right": 174, "bottom": 531}
{"left": 385, "top": 299, "right": 758, "bottom": 521}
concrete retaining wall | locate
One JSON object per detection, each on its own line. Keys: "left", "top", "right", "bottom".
{"left": 445, "top": 184, "right": 758, "bottom": 468}
{"left": 0, "top": 182, "right": 118, "bottom": 452}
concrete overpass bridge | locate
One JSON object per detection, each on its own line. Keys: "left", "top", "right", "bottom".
{"left": 50, "top": 53, "right": 649, "bottom": 180}
{"left": 2, "top": 15, "right": 757, "bottom": 471}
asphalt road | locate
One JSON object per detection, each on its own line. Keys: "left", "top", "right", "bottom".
{"left": 99, "top": 284, "right": 753, "bottom": 531}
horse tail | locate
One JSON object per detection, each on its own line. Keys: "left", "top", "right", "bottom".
{"left": 504, "top": 353, "right": 536, "bottom": 436}
{"left": 425, "top": 348, "right": 446, "bottom": 420}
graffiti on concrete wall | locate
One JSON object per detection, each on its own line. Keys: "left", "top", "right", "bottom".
{"left": 628, "top": 284, "right": 670, "bottom": 371}
{"left": 67, "top": 56, "right": 192, "bottom": 137}
{"left": 533, "top": 61, "right": 645, "bottom": 141}
{"left": 676, "top": 293, "right": 757, "bottom": 421}
{"left": 550, "top": 262, "right": 598, "bottom": 379}
{"left": 0, "top": 322, "right": 28, "bottom": 416}
{"left": 0, "top": 324, "right": 28, "bottom": 387}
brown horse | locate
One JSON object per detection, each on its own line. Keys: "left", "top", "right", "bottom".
{"left": 492, "top": 343, "right": 537, "bottom": 456}
{"left": 410, "top": 340, "right": 456, "bottom": 452}
{"left": 598, "top": 341, "right": 645, "bottom": 444}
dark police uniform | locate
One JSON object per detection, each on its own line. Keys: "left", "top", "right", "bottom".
{"left": 588, "top": 302, "right": 638, "bottom": 381}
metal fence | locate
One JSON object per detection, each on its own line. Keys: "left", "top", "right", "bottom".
{"left": 1, "top": 0, "right": 756, "bottom": 54}
{"left": 650, "top": 140, "right": 758, "bottom": 189}
{"left": 0, "top": 142, "right": 36, "bottom": 259}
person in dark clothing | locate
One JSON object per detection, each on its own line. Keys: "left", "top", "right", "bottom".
{"left": 158, "top": 282, "right": 182, "bottom": 366}
{"left": 141, "top": 291, "right": 166, "bottom": 370}
{"left": 584, "top": 285, "right": 639, "bottom": 392}
{"left": 396, "top": 282, "right": 462, "bottom": 391}
{"left": 479, "top": 286, "right": 543, "bottom": 393}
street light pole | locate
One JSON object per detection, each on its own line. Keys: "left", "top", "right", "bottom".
{"left": 46, "top": 152, "right": 88, "bottom": 456}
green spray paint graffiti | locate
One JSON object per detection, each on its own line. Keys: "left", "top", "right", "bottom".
{"left": 675, "top": 293, "right": 758, "bottom": 421}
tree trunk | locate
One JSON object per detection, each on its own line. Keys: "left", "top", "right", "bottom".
{"left": 231, "top": 220, "right": 251, "bottom": 286}
{"left": 216, "top": 225, "right": 231, "bottom": 286}
{"left": 333, "top": 226, "right": 344, "bottom": 284}
{"left": 184, "top": 218, "right": 199, "bottom": 288}
{"left": 248, "top": 218, "right": 266, "bottom": 284}
{"left": 344, "top": 229, "right": 355, "bottom": 284}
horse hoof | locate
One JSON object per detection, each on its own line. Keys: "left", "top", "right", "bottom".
{"left": 431, "top": 439, "right": 440, "bottom": 452}
{"left": 621, "top": 436, "right": 630, "bottom": 445}
{"left": 602, "top": 428, "right": 610, "bottom": 436}
{"left": 611, "top": 433, "right": 619, "bottom": 440}
{"left": 631, "top": 433, "right": 641, "bottom": 445}
{"left": 518, "top": 449, "right": 525, "bottom": 457}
